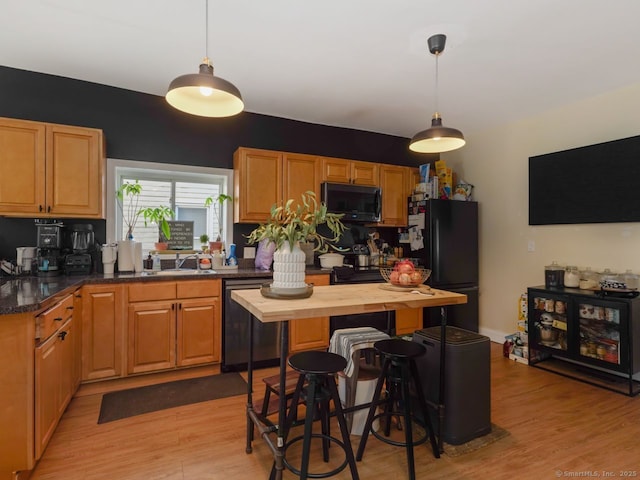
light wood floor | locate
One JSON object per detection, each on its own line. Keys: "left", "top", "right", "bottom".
{"left": 30, "top": 343, "right": 640, "bottom": 480}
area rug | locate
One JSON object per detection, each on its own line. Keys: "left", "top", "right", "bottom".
{"left": 98, "top": 373, "right": 247, "bottom": 424}
{"left": 443, "top": 423, "right": 510, "bottom": 457}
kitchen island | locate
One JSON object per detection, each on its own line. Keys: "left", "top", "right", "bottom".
{"left": 231, "top": 283, "right": 467, "bottom": 480}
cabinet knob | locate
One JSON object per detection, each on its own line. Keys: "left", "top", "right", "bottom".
{"left": 39, "top": 205, "right": 43, "bottom": 212}
{"left": 66, "top": 306, "right": 74, "bottom": 310}
{"left": 58, "top": 331, "right": 67, "bottom": 341}
{"left": 54, "top": 317, "right": 63, "bottom": 322}
{"left": 47, "top": 205, "right": 51, "bottom": 213}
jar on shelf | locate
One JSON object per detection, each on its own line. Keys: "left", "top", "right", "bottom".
{"left": 622, "top": 270, "right": 639, "bottom": 290}
{"left": 544, "top": 261, "right": 565, "bottom": 288}
{"left": 579, "top": 267, "right": 599, "bottom": 290}
{"left": 564, "top": 266, "right": 580, "bottom": 288}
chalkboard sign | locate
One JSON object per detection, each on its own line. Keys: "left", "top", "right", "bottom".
{"left": 166, "top": 221, "right": 194, "bottom": 250}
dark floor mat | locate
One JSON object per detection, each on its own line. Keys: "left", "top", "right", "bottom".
{"left": 98, "top": 373, "right": 247, "bottom": 424}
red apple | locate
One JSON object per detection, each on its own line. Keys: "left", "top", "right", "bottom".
{"left": 396, "top": 260, "right": 415, "bottom": 274}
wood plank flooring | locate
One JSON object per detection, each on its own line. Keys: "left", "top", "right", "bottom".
{"left": 29, "top": 343, "right": 640, "bottom": 479}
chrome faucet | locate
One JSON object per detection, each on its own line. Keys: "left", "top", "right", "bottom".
{"left": 175, "top": 253, "right": 200, "bottom": 270}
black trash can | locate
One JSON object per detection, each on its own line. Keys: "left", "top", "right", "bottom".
{"left": 412, "top": 326, "right": 491, "bottom": 445}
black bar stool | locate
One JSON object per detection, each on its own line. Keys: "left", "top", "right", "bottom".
{"left": 356, "top": 339, "right": 439, "bottom": 480}
{"left": 273, "top": 350, "right": 360, "bottom": 480}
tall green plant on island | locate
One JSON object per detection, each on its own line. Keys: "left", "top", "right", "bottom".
{"left": 246, "top": 191, "right": 346, "bottom": 252}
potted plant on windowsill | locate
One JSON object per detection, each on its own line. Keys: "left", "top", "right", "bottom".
{"left": 139, "top": 205, "right": 175, "bottom": 251}
{"left": 204, "top": 193, "right": 232, "bottom": 248}
{"left": 246, "top": 191, "right": 346, "bottom": 292}
{"left": 116, "top": 181, "right": 143, "bottom": 240}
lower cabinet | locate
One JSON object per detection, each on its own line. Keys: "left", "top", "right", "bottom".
{"left": 289, "top": 274, "right": 330, "bottom": 352}
{"left": 34, "top": 317, "right": 75, "bottom": 459}
{"left": 395, "top": 307, "right": 423, "bottom": 336}
{"left": 127, "top": 279, "right": 221, "bottom": 374}
{"left": 81, "top": 283, "right": 125, "bottom": 381}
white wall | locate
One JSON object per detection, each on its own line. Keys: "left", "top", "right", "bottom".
{"left": 444, "top": 82, "right": 640, "bottom": 342}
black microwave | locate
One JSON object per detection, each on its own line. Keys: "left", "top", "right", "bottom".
{"left": 321, "top": 182, "right": 381, "bottom": 223}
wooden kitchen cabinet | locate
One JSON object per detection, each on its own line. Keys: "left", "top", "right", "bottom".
{"left": 127, "top": 279, "right": 221, "bottom": 374}
{"left": 233, "top": 147, "right": 322, "bottom": 223}
{"left": 395, "top": 307, "right": 423, "bottom": 336}
{"left": 0, "top": 117, "right": 105, "bottom": 218}
{"left": 289, "top": 274, "right": 330, "bottom": 352}
{"left": 81, "top": 283, "right": 125, "bottom": 381}
{"left": 34, "top": 290, "right": 77, "bottom": 460}
{"left": 378, "top": 164, "right": 408, "bottom": 226}
{"left": 321, "top": 157, "right": 379, "bottom": 186}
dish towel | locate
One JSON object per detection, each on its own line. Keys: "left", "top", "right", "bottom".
{"left": 329, "top": 327, "right": 390, "bottom": 378}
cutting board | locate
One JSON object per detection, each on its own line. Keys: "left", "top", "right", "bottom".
{"left": 378, "top": 283, "right": 432, "bottom": 293}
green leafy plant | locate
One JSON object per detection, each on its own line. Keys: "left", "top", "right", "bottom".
{"left": 204, "top": 193, "right": 232, "bottom": 241}
{"left": 116, "top": 181, "right": 143, "bottom": 240}
{"left": 246, "top": 191, "right": 346, "bottom": 252}
{"left": 139, "top": 205, "right": 175, "bottom": 241}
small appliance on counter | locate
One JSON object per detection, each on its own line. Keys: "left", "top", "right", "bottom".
{"left": 64, "top": 224, "right": 95, "bottom": 275}
{"left": 36, "top": 221, "right": 63, "bottom": 277}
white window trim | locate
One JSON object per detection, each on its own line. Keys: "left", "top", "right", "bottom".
{"left": 106, "top": 158, "right": 233, "bottom": 245}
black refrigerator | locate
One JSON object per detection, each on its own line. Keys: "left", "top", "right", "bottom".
{"left": 407, "top": 199, "right": 479, "bottom": 332}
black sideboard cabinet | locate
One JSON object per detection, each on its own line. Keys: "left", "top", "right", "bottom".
{"left": 527, "top": 286, "right": 640, "bottom": 396}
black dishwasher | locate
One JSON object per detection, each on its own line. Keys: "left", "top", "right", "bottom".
{"left": 222, "top": 278, "right": 283, "bottom": 372}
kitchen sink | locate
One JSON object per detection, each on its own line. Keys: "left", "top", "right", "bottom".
{"left": 142, "top": 269, "right": 216, "bottom": 276}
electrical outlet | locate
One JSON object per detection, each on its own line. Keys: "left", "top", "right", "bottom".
{"left": 527, "top": 240, "right": 535, "bottom": 252}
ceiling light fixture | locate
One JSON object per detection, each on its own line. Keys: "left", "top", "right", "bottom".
{"left": 166, "top": 0, "right": 244, "bottom": 117}
{"left": 409, "top": 34, "right": 465, "bottom": 154}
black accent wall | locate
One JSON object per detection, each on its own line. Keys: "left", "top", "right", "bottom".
{"left": 0, "top": 66, "right": 436, "bottom": 260}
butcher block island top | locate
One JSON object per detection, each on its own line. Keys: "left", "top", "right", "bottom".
{"left": 231, "top": 283, "right": 467, "bottom": 322}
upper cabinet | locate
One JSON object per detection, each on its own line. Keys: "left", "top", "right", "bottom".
{"left": 234, "top": 148, "right": 322, "bottom": 223}
{"left": 0, "top": 117, "right": 105, "bottom": 218}
{"left": 378, "top": 164, "right": 408, "bottom": 227}
{"left": 321, "top": 157, "right": 379, "bottom": 186}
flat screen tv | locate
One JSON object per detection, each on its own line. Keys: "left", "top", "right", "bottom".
{"left": 529, "top": 134, "right": 640, "bottom": 225}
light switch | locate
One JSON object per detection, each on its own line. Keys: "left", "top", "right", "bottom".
{"left": 527, "top": 240, "right": 535, "bottom": 252}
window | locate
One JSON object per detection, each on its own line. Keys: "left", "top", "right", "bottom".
{"left": 107, "top": 159, "right": 233, "bottom": 253}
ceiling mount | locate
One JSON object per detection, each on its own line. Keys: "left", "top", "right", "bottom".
{"left": 409, "top": 33, "right": 465, "bottom": 154}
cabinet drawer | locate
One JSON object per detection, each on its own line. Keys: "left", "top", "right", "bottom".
{"left": 128, "top": 282, "right": 176, "bottom": 302}
{"left": 36, "top": 294, "right": 73, "bottom": 341}
{"left": 177, "top": 279, "right": 220, "bottom": 299}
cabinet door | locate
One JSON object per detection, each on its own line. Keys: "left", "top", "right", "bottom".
{"left": 81, "top": 284, "right": 124, "bottom": 381}
{"left": 127, "top": 301, "right": 176, "bottom": 374}
{"left": 407, "top": 167, "right": 421, "bottom": 195}
{"left": 378, "top": 164, "right": 408, "bottom": 226}
{"left": 35, "top": 331, "right": 60, "bottom": 460}
{"left": 234, "top": 147, "right": 282, "bottom": 222}
{"left": 322, "top": 157, "right": 351, "bottom": 184}
{"left": 0, "top": 117, "right": 46, "bottom": 215}
{"left": 72, "top": 290, "right": 83, "bottom": 390}
{"left": 46, "top": 124, "right": 104, "bottom": 218}
{"left": 528, "top": 292, "right": 570, "bottom": 354}
{"left": 289, "top": 274, "right": 330, "bottom": 352}
{"left": 351, "top": 160, "right": 379, "bottom": 186}
{"left": 177, "top": 297, "right": 220, "bottom": 366}
{"left": 282, "top": 153, "right": 322, "bottom": 206}
{"left": 57, "top": 319, "right": 75, "bottom": 417}
{"left": 396, "top": 308, "right": 423, "bottom": 336}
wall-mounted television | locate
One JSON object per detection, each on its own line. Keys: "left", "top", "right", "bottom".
{"left": 529, "top": 134, "right": 640, "bottom": 225}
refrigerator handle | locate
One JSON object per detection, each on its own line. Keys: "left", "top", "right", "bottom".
{"left": 434, "top": 218, "right": 441, "bottom": 283}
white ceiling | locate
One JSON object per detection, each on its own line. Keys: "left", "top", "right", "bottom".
{"left": 2, "top": 0, "right": 640, "bottom": 139}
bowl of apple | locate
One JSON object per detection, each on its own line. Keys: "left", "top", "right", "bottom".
{"left": 380, "top": 260, "right": 431, "bottom": 287}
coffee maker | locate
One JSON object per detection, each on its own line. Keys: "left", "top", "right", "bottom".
{"left": 64, "top": 224, "right": 94, "bottom": 275}
{"left": 36, "top": 221, "right": 63, "bottom": 276}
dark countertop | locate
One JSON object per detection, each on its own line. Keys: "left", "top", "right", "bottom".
{"left": 0, "top": 267, "right": 330, "bottom": 316}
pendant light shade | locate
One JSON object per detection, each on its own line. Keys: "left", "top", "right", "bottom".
{"left": 166, "top": 0, "right": 243, "bottom": 117}
{"left": 409, "top": 34, "right": 465, "bottom": 154}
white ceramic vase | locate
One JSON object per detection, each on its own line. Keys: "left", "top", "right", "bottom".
{"left": 272, "top": 241, "right": 307, "bottom": 290}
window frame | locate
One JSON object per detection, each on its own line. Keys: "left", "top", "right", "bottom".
{"left": 106, "top": 158, "right": 233, "bottom": 249}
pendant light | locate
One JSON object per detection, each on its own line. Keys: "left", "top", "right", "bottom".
{"left": 409, "top": 34, "right": 465, "bottom": 153}
{"left": 166, "top": 0, "right": 244, "bottom": 117}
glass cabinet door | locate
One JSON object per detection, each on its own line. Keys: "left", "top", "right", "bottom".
{"left": 530, "top": 294, "right": 569, "bottom": 352}
{"left": 577, "top": 300, "right": 623, "bottom": 366}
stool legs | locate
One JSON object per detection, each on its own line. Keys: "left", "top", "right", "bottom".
{"left": 356, "top": 356, "right": 439, "bottom": 480}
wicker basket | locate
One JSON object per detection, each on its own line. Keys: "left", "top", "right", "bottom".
{"left": 380, "top": 267, "right": 431, "bottom": 287}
